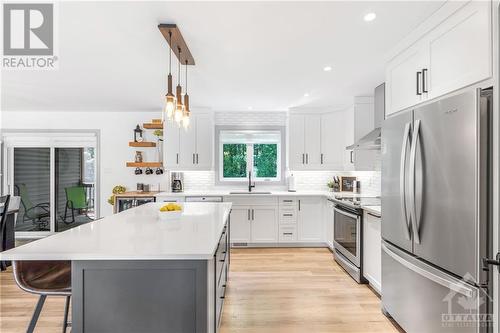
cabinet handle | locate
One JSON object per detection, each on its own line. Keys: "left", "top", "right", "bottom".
{"left": 176, "top": 153, "right": 179, "bottom": 164}
{"left": 220, "top": 296, "right": 225, "bottom": 299}
{"left": 416, "top": 71, "right": 422, "bottom": 96}
{"left": 367, "top": 212, "right": 380, "bottom": 218}
{"left": 196, "top": 153, "right": 199, "bottom": 164}
{"left": 283, "top": 232, "right": 293, "bottom": 236}
{"left": 306, "top": 154, "right": 309, "bottom": 164}
{"left": 248, "top": 209, "right": 250, "bottom": 221}
{"left": 251, "top": 209, "right": 254, "bottom": 221}
{"left": 350, "top": 151, "right": 354, "bottom": 163}
{"left": 192, "top": 153, "right": 195, "bottom": 164}
{"left": 422, "top": 68, "right": 428, "bottom": 93}
{"left": 283, "top": 214, "right": 293, "bottom": 217}
{"left": 302, "top": 153, "right": 305, "bottom": 164}
{"left": 298, "top": 200, "right": 301, "bottom": 211}
{"left": 321, "top": 153, "right": 323, "bottom": 164}
{"left": 283, "top": 200, "right": 293, "bottom": 203}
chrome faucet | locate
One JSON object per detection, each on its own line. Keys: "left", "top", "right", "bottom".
{"left": 248, "top": 171, "right": 255, "bottom": 192}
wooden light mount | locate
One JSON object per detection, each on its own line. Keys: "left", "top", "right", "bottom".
{"left": 158, "top": 24, "right": 195, "bottom": 65}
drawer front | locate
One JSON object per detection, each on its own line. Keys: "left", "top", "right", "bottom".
{"left": 279, "top": 197, "right": 297, "bottom": 208}
{"left": 279, "top": 225, "right": 297, "bottom": 242}
{"left": 215, "top": 226, "right": 228, "bottom": 285}
{"left": 156, "top": 196, "right": 185, "bottom": 203}
{"left": 279, "top": 209, "right": 297, "bottom": 224}
{"left": 224, "top": 196, "right": 278, "bottom": 206}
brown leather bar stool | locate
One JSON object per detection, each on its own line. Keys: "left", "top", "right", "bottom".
{"left": 13, "top": 260, "right": 71, "bottom": 333}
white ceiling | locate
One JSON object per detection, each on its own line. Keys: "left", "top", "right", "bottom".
{"left": 1, "top": 1, "right": 444, "bottom": 112}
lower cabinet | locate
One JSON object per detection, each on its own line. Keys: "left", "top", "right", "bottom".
{"left": 229, "top": 205, "right": 278, "bottom": 244}
{"left": 362, "top": 211, "right": 382, "bottom": 293}
{"left": 297, "top": 197, "right": 324, "bottom": 242}
{"left": 214, "top": 223, "right": 229, "bottom": 332}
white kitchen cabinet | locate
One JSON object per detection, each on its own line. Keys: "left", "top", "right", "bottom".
{"left": 363, "top": 211, "right": 382, "bottom": 294}
{"left": 289, "top": 113, "right": 345, "bottom": 170}
{"left": 251, "top": 206, "right": 278, "bottom": 242}
{"left": 385, "top": 1, "right": 491, "bottom": 116}
{"left": 427, "top": 1, "right": 491, "bottom": 100}
{"left": 320, "top": 113, "right": 344, "bottom": 170}
{"left": 297, "top": 197, "right": 323, "bottom": 242}
{"left": 386, "top": 43, "right": 428, "bottom": 116}
{"left": 164, "top": 113, "right": 213, "bottom": 170}
{"left": 325, "top": 199, "right": 335, "bottom": 249}
{"left": 230, "top": 206, "right": 252, "bottom": 243}
{"left": 343, "top": 107, "right": 355, "bottom": 171}
{"left": 164, "top": 121, "right": 180, "bottom": 167}
{"left": 289, "top": 114, "right": 306, "bottom": 169}
{"left": 304, "top": 116, "right": 321, "bottom": 167}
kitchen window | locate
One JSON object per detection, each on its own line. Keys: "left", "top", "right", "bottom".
{"left": 217, "top": 129, "right": 283, "bottom": 183}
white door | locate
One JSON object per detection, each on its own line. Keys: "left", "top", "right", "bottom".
{"left": 325, "top": 200, "right": 335, "bottom": 249}
{"left": 386, "top": 42, "right": 428, "bottom": 116}
{"left": 321, "top": 113, "right": 344, "bottom": 169}
{"left": 288, "top": 114, "right": 305, "bottom": 169}
{"left": 179, "top": 122, "right": 196, "bottom": 168}
{"left": 229, "top": 206, "right": 251, "bottom": 243}
{"left": 194, "top": 114, "right": 213, "bottom": 169}
{"left": 297, "top": 197, "right": 323, "bottom": 242}
{"left": 362, "top": 211, "right": 382, "bottom": 293}
{"left": 427, "top": 1, "right": 492, "bottom": 100}
{"left": 250, "top": 205, "right": 278, "bottom": 242}
{"left": 304, "top": 115, "right": 322, "bottom": 168}
{"left": 163, "top": 121, "right": 180, "bottom": 167}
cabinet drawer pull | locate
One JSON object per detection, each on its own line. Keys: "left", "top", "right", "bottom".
{"left": 302, "top": 153, "right": 305, "bottom": 164}
{"left": 321, "top": 153, "right": 324, "bottom": 164}
{"left": 219, "top": 259, "right": 225, "bottom": 262}
{"left": 220, "top": 296, "right": 225, "bottom": 299}
{"left": 366, "top": 212, "right": 380, "bottom": 218}
{"left": 196, "top": 153, "right": 199, "bottom": 164}
{"left": 283, "top": 232, "right": 293, "bottom": 236}
{"left": 422, "top": 68, "right": 428, "bottom": 93}
{"left": 416, "top": 71, "right": 422, "bottom": 96}
{"left": 283, "top": 200, "right": 293, "bottom": 203}
{"left": 283, "top": 214, "right": 293, "bottom": 217}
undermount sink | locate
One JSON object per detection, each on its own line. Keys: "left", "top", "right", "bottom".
{"left": 229, "top": 191, "right": 272, "bottom": 195}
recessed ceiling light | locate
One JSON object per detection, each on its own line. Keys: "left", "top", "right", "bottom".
{"left": 304, "top": 93, "right": 310, "bottom": 97}
{"left": 323, "top": 66, "right": 332, "bottom": 72}
{"left": 247, "top": 106, "right": 253, "bottom": 110}
{"left": 364, "top": 12, "right": 376, "bottom": 22}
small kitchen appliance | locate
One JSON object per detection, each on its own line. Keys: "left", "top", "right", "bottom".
{"left": 171, "top": 172, "right": 184, "bottom": 193}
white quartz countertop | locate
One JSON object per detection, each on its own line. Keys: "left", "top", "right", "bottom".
{"left": 0, "top": 202, "right": 232, "bottom": 261}
{"left": 362, "top": 205, "right": 381, "bottom": 217}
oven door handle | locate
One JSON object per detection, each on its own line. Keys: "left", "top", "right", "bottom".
{"left": 334, "top": 207, "right": 359, "bottom": 220}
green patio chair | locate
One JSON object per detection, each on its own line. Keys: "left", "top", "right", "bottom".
{"left": 64, "top": 186, "right": 92, "bottom": 224}
{"left": 14, "top": 184, "right": 50, "bottom": 230}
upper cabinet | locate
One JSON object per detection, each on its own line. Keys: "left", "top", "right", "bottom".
{"left": 289, "top": 113, "right": 344, "bottom": 170}
{"left": 385, "top": 1, "right": 492, "bottom": 116}
{"left": 164, "top": 113, "right": 213, "bottom": 170}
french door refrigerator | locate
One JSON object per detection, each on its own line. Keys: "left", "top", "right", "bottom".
{"left": 381, "top": 88, "right": 492, "bottom": 333}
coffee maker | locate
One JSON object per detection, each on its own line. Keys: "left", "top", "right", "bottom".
{"left": 170, "top": 172, "right": 184, "bottom": 193}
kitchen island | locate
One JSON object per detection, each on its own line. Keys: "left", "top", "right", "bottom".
{"left": 0, "top": 202, "right": 232, "bottom": 333}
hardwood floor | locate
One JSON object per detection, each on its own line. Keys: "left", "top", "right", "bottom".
{"left": 0, "top": 248, "right": 399, "bottom": 333}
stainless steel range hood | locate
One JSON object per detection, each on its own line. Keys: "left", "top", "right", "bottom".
{"left": 346, "top": 83, "right": 384, "bottom": 151}
{"left": 346, "top": 127, "right": 381, "bottom": 150}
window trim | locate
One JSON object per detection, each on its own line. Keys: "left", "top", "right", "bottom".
{"left": 215, "top": 125, "right": 286, "bottom": 185}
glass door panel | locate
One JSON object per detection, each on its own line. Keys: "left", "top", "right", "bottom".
{"left": 55, "top": 147, "right": 96, "bottom": 232}
{"left": 13, "top": 148, "right": 51, "bottom": 233}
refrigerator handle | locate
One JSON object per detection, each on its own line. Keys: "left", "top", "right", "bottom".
{"left": 409, "top": 119, "right": 421, "bottom": 244}
{"left": 400, "top": 122, "right": 412, "bottom": 240}
{"left": 382, "top": 243, "right": 474, "bottom": 298}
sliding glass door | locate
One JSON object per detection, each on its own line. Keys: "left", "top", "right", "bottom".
{"left": 3, "top": 133, "right": 98, "bottom": 238}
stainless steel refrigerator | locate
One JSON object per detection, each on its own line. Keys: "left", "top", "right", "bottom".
{"left": 381, "top": 88, "right": 493, "bottom": 333}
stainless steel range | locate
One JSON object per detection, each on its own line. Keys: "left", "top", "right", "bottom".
{"left": 332, "top": 196, "right": 380, "bottom": 283}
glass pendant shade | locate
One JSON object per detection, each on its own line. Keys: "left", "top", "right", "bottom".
{"left": 165, "top": 73, "right": 175, "bottom": 118}
{"left": 174, "top": 104, "right": 184, "bottom": 124}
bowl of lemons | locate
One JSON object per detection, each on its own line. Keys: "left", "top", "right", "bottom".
{"left": 158, "top": 203, "right": 183, "bottom": 220}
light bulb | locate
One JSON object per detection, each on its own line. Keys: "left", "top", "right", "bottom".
{"left": 174, "top": 106, "right": 183, "bottom": 124}
{"left": 165, "top": 95, "right": 175, "bottom": 119}
{"left": 182, "top": 113, "right": 190, "bottom": 129}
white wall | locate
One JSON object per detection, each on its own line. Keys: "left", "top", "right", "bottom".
{"left": 1, "top": 111, "right": 170, "bottom": 216}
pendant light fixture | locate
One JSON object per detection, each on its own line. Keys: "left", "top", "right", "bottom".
{"left": 164, "top": 31, "right": 175, "bottom": 120}
{"left": 182, "top": 59, "right": 191, "bottom": 129}
{"left": 174, "top": 46, "right": 184, "bottom": 125}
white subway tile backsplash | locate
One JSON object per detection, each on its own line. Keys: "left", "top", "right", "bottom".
{"left": 215, "top": 111, "right": 286, "bottom": 126}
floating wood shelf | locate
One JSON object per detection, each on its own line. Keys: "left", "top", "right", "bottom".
{"left": 158, "top": 24, "right": 195, "bottom": 65}
{"left": 143, "top": 123, "right": 163, "bottom": 129}
{"left": 129, "top": 142, "right": 157, "bottom": 147}
{"left": 126, "top": 162, "right": 163, "bottom": 168}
